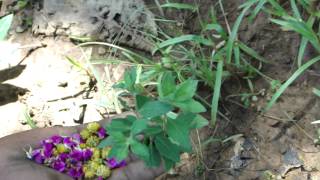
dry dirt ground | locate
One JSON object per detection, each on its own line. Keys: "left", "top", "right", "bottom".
{"left": 1, "top": 0, "right": 320, "bottom": 180}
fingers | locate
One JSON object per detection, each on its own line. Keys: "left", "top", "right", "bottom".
{"left": 110, "top": 161, "right": 164, "bottom": 180}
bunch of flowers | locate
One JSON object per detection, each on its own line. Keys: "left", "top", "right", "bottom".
{"left": 26, "top": 122, "right": 126, "bottom": 180}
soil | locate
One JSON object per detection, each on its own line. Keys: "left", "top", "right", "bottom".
{"left": 1, "top": 0, "right": 320, "bottom": 180}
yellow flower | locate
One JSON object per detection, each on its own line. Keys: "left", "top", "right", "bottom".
{"left": 96, "top": 165, "right": 111, "bottom": 178}
{"left": 86, "top": 135, "right": 100, "bottom": 147}
{"left": 56, "top": 144, "right": 68, "bottom": 153}
{"left": 101, "top": 147, "right": 111, "bottom": 159}
{"left": 80, "top": 129, "right": 91, "bottom": 140}
{"left": 92, "top": 148, "right": 101, "bottom": 160}
{"left": 87, "top": 122, "right": 101, "bottom": 133}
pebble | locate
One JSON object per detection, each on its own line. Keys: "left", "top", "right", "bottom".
{"left": 15, "top": 25, "right": 27, "bottom": 33}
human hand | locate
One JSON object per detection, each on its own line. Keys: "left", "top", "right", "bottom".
{"left": 0, "top": 118, "right": 164, "bottom": 180}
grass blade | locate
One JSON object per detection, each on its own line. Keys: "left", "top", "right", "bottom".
{"left": 238, "top": 41, "right": 269, "bottom": 63}
{"left": 249, "top": 0, "right": 267, "bottom": 21}
{"left": 24, "top": 108, "right": 37, "bottom": 129}
{"left": 313, "top": 88, "right": 320, "bottom": 97}
{"left": 265, "top": 55, "right": 320, "bottom": 111}
{"left": 211, "top": 60, "right": 224, "bottom": 126}
{"left": 0, "top": 14, "right": 13, "bottom": 40}
{"left": 226, "top": 4, "right": 253, "bottom": 63}
{"left": 160, "top": 3, "right": 197, "bottom": 12}
{"left": 290, "top": 0, "right": 301, "bottom": 19}
{"left": 154, "top": 35, "right": 213, "bottom": 53}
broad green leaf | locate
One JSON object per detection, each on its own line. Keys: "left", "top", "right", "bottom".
{"left": 130, "top": 140, "right": 150, "bottom": 160}
{"left": 163, "top": 157, "right": 175, "bottom": 171}
{"left": 265, "top": 55, "right": 320, "bottom": 111}
{"left": 190, "top": 114, "right": 209, "bottom": 129}
{"left": 136, "top": 95, "right": 151, "bottom": 110}
{"left": 0, "top": 14, "right": 13, "bottom": 40}
{"left": 211, "top": 60, "right": 223, "bottom": 126}
{"left": 124, "top": 67, "right": 137, "bottom": 91}
{"left": 108, "top": 144, "right": 129, "bottom": 161}
{"left": 166, "top": 117, "right": 192, "bottom": 151}
{"left": 174, "top": 99, "right": 206, "bottom": 113}
{"left": 138, "top": 101, "right": 173, "bottom": 119}
{"left": 131, "top": 119, "right": 148, "bottom": 135}
{"left": 146, "top": 143, "right": 161, "bottom": 167}
{"left": 155, "top": 135, "right": 180, "bottom": 162}
{"left": 98, "top": 136, "right": 114, "bottom": 148}
{"left": 158, "top": 72, "right": 176, "bottom": 98}
{"left": 143, "top": 126, "right": 163, "bottom": 136}
{"left": 161, "top": 3, "right": 197, "bottom": 12}
{"left": 106, "top": 116, "right": 136, "bottom": 133}
{"left": 174, "top": 79, "right": 198, "bottom": 102}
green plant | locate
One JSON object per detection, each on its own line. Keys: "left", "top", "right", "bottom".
{"left": 98, "top": 67, "right": 208, "bottom": 170}
{"left": 244, "top": 0, "right": 320, "bottom": 111}
{"left": 0, "top": 14, "right": 13, "bottom": 40}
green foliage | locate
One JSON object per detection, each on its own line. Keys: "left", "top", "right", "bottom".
{"left": 0, "top": 14, "right": 13, "bottom": 40}
{"left": 99, "top": 68, "right": 208, "bottom": 170}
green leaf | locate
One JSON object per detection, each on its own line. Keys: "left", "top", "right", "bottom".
{"left": 124, "top": 67, "right": 137, "bottom": 91}
{"left": 146, "top": 143, "right": 161, "bottom": 167}
{"left": 226, "top": 4, "right": 253, "bottom": 63}
{"left": 265, "top": 55, "right": 320, "bottom": 111}
{"left": 174, "top": 99, "right": 206, "bottom": 113}
{"left": 143, "top": 126, "right": 163, "bottom": 136}
{"left": 106, "top": 116, "right": 136, "bottom": 133}
{"left": 155, "top": 135, "right": 180, "bottom": 162}
{"left": 130, "top": 140, "right": 150, "bottom": 160}
{"left": 160, "top": 3, "right": 197, "bottom": 12}
{"left": 139, "top": 101, "right": 173, "bottom": 119}
{"left": 313, "top": 88, "right": 320, "bottom": 97}
{"left": 131, "top": 119, "right": 148, "bottom": 135}
{"left": 98, "top": 136, "right": 114, "bottom": 148}
{"left": 174, "top": 79, "right": 198, "bottom": 102}
{"left": 0, "top": 14, "right": 13, "bottom": 40}
{"left": 211, "top": 60, "right": 223, "bottom": 126}
{"left": 154, "top": 35, "right": 213, "bottom": 53}
{"left": 158, "top": 72, "right": 176, "bottom": 98}
{"left": 108, "top": 143, "right": 129, "bottom": 161}
{"left": 166, "top": 117, "right": 192, "bottom": 151}
{"left": 136, "top": 95, "right": 151, "bottom": 110}
{"left": 190, "top": 114, "right": 209, "bottom": 129}
{"left": 163, "top": 157, "right": 175, "bottom": 171}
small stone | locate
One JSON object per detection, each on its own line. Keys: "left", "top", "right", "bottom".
{"left": 97, "top": 47, "right": 107, "bottom": 55}
{"left": 15, "top": 25, "right": 27, "bottom": 33}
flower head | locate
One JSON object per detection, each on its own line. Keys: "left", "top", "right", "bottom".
{"left": 106, "top": 158, "right": 127, "bottom": 169}
{"left": 52, "top": 160, "right": 66, "bottom": 172}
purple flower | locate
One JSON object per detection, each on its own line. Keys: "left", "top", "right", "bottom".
{"left": 31, "top": 149, "right": 45, "bottom": 164}
{"left": 43, "top": 142, "right": 54, "bottom": 158}
{"left": 68, "top": 167, "right": 83, "bottom": 179}
{"left": 97, "top": 176, "right": 104, "bottom": 180}
{"left": 50, "top": 135, "right": 63, "bottom": 144}
{"left": 58, "top": 153, "right": 69, "bottom": 162}
{"left": 97, "top": 127, "right": 107, "bottom": 139}
{"left": 52, "top": 160, "right": 66, "bottom": 172}
{"left": 83, "top": 149, "right": 93, "bottom": 161}
{"left": 72, "top": 133, "right": 84, "bottom": 143}
{"left": 106, "top": 158, "right": 127, "bottom": 169}
{"left": 63, "top": 137, "right": 77, "bottom": 148}
{"left": 70, "top": 149, "right": 83, "bottom": 161}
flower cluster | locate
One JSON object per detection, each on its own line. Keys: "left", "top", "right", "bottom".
{"left": 26, "top": 122, "right": 126, "bottom": 179}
